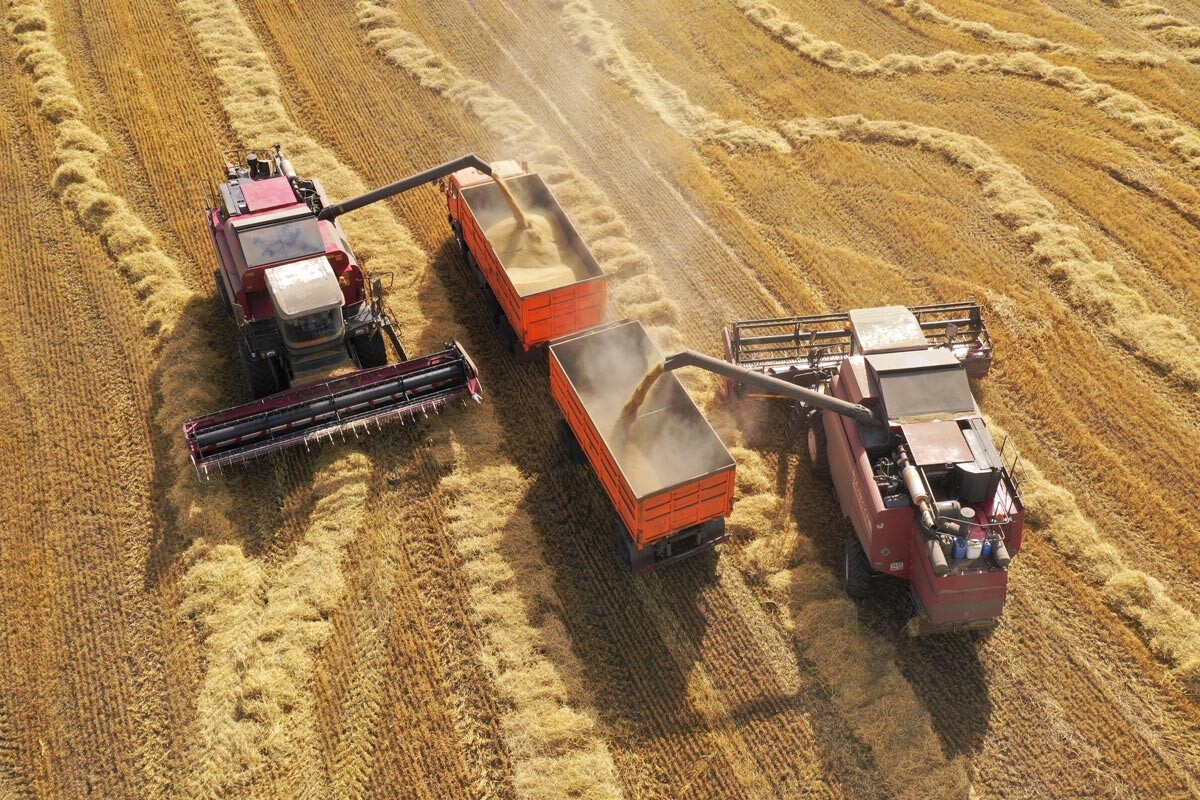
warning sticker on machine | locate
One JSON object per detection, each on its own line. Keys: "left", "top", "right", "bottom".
{"left": 890, "top": 561, "right": 904, "bottom": 571}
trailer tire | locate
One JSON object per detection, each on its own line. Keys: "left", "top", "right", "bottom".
{"left": 844, "top": 538, "right": 872, "bottom": 600}
{"left": 807, "top": 411, "right": 832, "bottom": 482}
{"left": 352, "top": 329, "right": 388, "bottom": 368}
{"left": 239, "top": 338, "right": 281, "bottom": 399}
{"left": 453, "top": 221, "right": 467, "bottom": 260}
{"left": 498, "top": 314, "right": 518, "bottom": 352}
{"left": 558, "top": 420, "right": 586, "bottom": 465}
{"left": 482, "top": 283, "right": 501, "bottom": 322}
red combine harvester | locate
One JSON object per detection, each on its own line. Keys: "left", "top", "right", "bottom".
{"left": 183, "top": 149, "right": 497, "bottom": 475}
{"left": 663, "top": 303, "right": 1026, "bottom": 633}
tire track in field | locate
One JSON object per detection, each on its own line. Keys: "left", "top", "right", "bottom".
{"left": 874, "top": 0, "right": 1164, "bottom": 62}
{"left": 779, "top": 115, "right": 1200, "bottom": 387}
{"left": 0, "top": 71, "right": 180, "bottom": 798}
{"left": 1104, "top": 0, "right": 1200, "bottom": 61}
{"left": 437, "top": 437, "right": 622, "bottom": 800}
{"left": 734, "top": 0, "right": 1200, "bottom": 168}
{"left": 545, "top": 0, "right": 791, "bottom": 153}
{"left": 6, "top": 2, "right": 253, "bottom": 795}
{"left": 357, "top": 10, "right": 970, "bottom": 796}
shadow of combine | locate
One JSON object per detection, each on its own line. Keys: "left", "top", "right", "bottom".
{"left": 781, "top": 428, "right": 993, "bottom": 762}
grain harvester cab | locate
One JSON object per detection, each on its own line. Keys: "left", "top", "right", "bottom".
{"left": 667, "top": 303, "right": 1026, "bottom": 634}
{"left": 183, "top": 148, "right": 493, "bottom": 476}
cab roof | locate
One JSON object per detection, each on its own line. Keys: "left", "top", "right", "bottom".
{"left": 263, "top": 256, "right": 343, "bottom": 320}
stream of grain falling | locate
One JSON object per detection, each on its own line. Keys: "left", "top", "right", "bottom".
{"left": 490, "top": 174, "right": 528, "bottom": 229}
{"left": 617, "top": 362, "right": 665, "bottom": 429}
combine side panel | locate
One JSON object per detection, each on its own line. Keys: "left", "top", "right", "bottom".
{"left": 184, "top": 343, "right": 482, "bottom": 476}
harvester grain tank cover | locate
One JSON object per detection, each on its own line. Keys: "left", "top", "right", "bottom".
{"left": 866, "top": 349, "right": 976, "bottom": 420}
{"left": 263, "top": 255, "right": 344, "bottom": 320}
{"left": 849, "top": 305, "right": 929, "bottom": 353}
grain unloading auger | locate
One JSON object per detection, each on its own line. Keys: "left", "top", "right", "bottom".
{"left": 184, "top": 150, "right": 495, "bottom": 476}
{"left": 668, "top": 304, "right": 1026, "bottom": 634}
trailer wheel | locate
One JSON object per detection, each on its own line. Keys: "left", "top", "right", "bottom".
{"left": 498, "top": 314, "right": 518, "bottom": 352}
{"left": 453, "top": 222, "right": 467, "bottom": 260}
{"left": 352, "top": 329, "right": 388, "bottom": 368}
{"left": 239, "top": 338, "right": 281, "bottom": 399}
{"left": 558, "top": 420, "right": 586, "bottom": 465}
{"left": 807, "top": 410, "right": 832, "bottom": 482}
{"left": 482, "top": 283, "right": 501, "bottom": 322}
{"left": 844, "top": 538, "right": 872, "bottom": 600}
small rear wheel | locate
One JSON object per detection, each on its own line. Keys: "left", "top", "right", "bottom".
{"left": 807, "top": 410, "right": 831, "bottom": 483}
{"left": 352, "top": 328, "right": 388, "bottom": 368}
{"left": 844, "top": 538, "right": 872, "bottom": 600}
{"left": 239, "top": 338, "right": 281, "bottom": 399}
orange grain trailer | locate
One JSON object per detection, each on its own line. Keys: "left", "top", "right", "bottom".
{"left": 549, "top": 320, "right": 736, "bottom": 572}
{"left": 443, "top": 162, "right": 606, "bottom": 359}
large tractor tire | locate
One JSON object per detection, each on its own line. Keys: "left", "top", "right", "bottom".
{"left": 214, "top": 270, "right": 232, "bottom": 316}
{"left": 807, "top": 410, "right": 832, "bottom": 483}
{"left": 352, "top": 329, "right": 388, "bottom": 368}
{"left": 239, "top": 338, "right": 281, "bottom": 399}
{"left": 844, "top": 537, "right": 872, "bottom": 600}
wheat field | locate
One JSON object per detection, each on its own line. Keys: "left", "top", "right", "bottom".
{"left": 2, "top": 0, "right": 1200, "bottom": 797}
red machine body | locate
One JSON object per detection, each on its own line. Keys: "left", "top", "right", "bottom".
{"left": 209, "top": 174, "right": 365, "bottom": 326}
{"left": 677, "top": 303, "right": 1024, "bottom": 633}
{"left": 183, "top": 148, "right": 485, "bottom": 476}
{"left": 818, "top": 347, "right": 1024, "bottom": 632}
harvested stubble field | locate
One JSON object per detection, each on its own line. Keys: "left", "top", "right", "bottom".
{"left": 3, "top": 0, "right": 1200, "bottom": 797}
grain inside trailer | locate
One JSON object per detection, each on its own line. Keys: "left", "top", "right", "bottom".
{"left": 445, "top": 163, "right": 606, "bottom": 357}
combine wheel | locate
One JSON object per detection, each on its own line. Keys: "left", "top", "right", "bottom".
{"left": 844, "top": 537, "right": 872, "bottom": 600}
{"left": 807, "top": 410, "right": 832, "bottom": 482}
{"left": 238, "top": 338, "right": 281, "bottom": 399}
{"left": 214, "top": 271, "right": 232, "bottom": 316}
{"left": 352, "top": 329, "right": 388, "bottom": 368}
